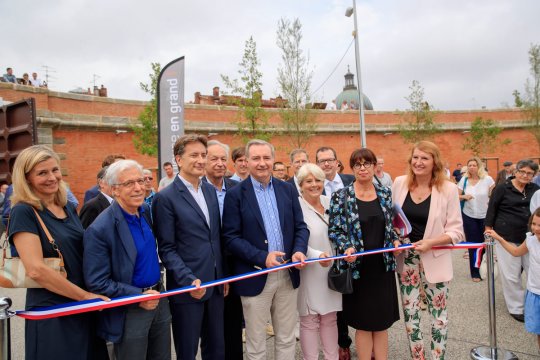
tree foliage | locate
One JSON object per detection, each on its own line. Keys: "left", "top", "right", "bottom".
{"left": 521, "top": 44, "right": 540, "bottom": 146}
{"left": 276, "top": 17, "right": 317, "bottom": 149}
{"left": 221, "top": 37, "right": 272, "bottom": 143}
{"left": 132, "top": 62, "right": 160, "bottom": 156}
{"left": 462, "top": 117, "right": 511, "bottom": 157}
{"left": 398, "top": 80, "right": 440, "bottom": 144}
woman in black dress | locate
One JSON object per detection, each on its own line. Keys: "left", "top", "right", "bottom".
{"left": 328, "top": 148, "right": 400, "bottom": 360}
{"left": 7, "top": 145, "right": 109, "bottom": 360}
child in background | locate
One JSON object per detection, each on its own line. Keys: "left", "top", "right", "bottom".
{"left": 485, "top": 208, "right": 540, "bottom": 352}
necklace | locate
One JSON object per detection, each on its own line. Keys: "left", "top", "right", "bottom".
{"left": 412, "top": 187, "right": 431, "bottom": 202}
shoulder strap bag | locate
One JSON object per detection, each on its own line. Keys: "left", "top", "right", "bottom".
{"left": 0, "top": 208, "right": 67, "bottom": 288}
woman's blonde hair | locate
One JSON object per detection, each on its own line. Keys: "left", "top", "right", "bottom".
{"left": 465, "top": 157, "right": 487, "bottom": 179}
{"left": 406, "top": 141, "right": 447, "bottom": 191}
{"left": 11, "top": 145, "right": 68, "bottom": 210}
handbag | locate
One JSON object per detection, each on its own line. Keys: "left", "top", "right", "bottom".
{"left": 0, "top": 208, "right": 67, "bottom": 288}
{"left": 479, "top": 253, "right": 499, "bottom": 280}
{"left": 327, "top": 192, "right": 354, "bottom": 294}
{"left": 460, "top": 177, "right": 468, "bottom": 210}
{"left": 327, "top": 257, "right": 353, "bottom": 294}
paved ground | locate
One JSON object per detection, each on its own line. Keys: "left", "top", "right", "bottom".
{"left": 1, "top": 250, "right": 538, "bottom": 359}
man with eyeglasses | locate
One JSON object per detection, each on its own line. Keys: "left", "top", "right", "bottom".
{"left": 287, "top": 149, "right": 310, "bottom": 196}
{"left": 315, "top": 146, "right": 355, "bottom": 360}
{"left": 152, "top": 134, "right": 226, "bottom": 359}
{"left": 316, "top": 147, "right": 355, "bottom": 197}
{"left": 84, "top": 159, "right": 171, "bottom": 360}
{"left": 79, "top": 166, "right": 114, "bottom": 229}
{"left": 143, "top": 169, "right": 156, "bottom": 207}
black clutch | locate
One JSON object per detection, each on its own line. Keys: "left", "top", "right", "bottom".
{"left": 327, "top": 260, "right": 353, "bottom": 294}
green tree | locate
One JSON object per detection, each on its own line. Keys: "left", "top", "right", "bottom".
{"left": 221, "top": 36, "right": 272, "bottom": 143}
{"left": 521, "top": 44, "right": 540, "bottom": 146}
{"left": 512, "top": 90, "right": 523, "bottom": 107}
{"left": 462, "top": 117, "right": 511, "bottom": 156}
{"left": 398, "top": 80, "right": 440, "bottom": 143}
{"left": 276, "top": 17, "right": 317, "bottom": 149}
{"left": 132, "top": 62, "right": 160, "bottom": 156}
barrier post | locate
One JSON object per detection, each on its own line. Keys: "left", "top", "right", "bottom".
{"left": 0, "top": 297, "right": 14, "bottom": 360}
{"left": 470, "top": 237, "right": 518, "bottom": 360}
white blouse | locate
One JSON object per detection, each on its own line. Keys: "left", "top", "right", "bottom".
{"left": 458, "top": 176, "right": 495, "bottom": 219}
{"left": 297, "top": 195, "right": 342, "bottom": 316}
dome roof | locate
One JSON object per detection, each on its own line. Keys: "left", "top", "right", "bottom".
{"left": 335, "top": 67, "right": 373, "bottom": 110}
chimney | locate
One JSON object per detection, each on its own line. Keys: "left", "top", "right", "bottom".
{"left": 194, "top": 92, "right": 201, "bottom": 104}
{"left": 99, "top": 84, "right": 108, "bottom": 97}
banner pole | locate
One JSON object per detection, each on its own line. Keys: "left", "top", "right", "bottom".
{"left": 470, "top": 236, "right": 517, "bottom": 360}
{"left": 0, "top": 297, "right": 14, "bottom": 360}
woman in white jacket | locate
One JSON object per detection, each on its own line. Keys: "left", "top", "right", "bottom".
{"left": 296, "top": 163, "right": 342, "bottom": 360}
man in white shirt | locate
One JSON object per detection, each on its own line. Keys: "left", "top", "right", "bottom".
{"left": 315, "top": 146, "right": 354, "bottom": 358}
{"left": 325, "top": 99, "right": 337, "bottom": 111}
{"left": 29, "top": 72, "right": 44, "bottom": 87}
{"left": 287, "top": 149, "right": 309, "bottom": 196}
{"left": 373, "top": 157, "right": 392, "bottom": 188}
{"left": 316, "top": 147, "right": 354, "bottom": 196}
{"left": 230, "top": 147, "right": 249, "bottom": 182}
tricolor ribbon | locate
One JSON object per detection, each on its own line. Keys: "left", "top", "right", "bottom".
{"left": 16, "top": 242, "right": 485, "bottom": 320}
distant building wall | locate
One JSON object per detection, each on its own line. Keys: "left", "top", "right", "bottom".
{"left": 1, "top": 82, "right": 537, "bottom": 205}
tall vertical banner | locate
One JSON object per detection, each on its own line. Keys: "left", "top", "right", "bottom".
{"left": 157, "top": 56, "right": 185, "bottom": 180}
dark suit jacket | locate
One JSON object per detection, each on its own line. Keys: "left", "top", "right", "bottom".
{"left": 83, "top": 202, "right": 154, "bottom": 343}
{"left": 286, "top": 177, "right": 300, "bottom": 198}
{"left": 321, "top": 173, "right": 355, "bottom": 196}
{"left": 84, "top": 185, "right": 99, "bottom": 204}
{"left": 222, "top": 176, "right": 309, "bottom": 297}
{"left": 79, "top": 192, "right": 111, "bottom": 229}
{"left": 202, "top": 176, "right": 239, "bottom": 192}
{"left": 152, "top": 176, "right": 224, "bottom": 304}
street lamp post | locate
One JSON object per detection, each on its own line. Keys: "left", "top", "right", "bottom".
{"left": 346, "top": 0, "right": 367, "bottom": 148}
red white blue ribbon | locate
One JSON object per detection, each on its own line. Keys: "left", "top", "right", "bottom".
{"left": 16, "top": 242, "right": 485, "bottom": 320}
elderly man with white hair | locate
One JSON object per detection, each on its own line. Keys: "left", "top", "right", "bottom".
{"left": 83, "top": 159, "right": 171, "bottom": 360}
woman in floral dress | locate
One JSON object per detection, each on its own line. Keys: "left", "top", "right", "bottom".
{"left": 392, "top": 141, "right": 464, "bottom": 359}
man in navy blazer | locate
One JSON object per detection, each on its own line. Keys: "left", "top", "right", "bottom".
{"left": 315, "top": 146, "right": 355, "bottom": 358}
{"left": 316, "top": 146, "right": 355, "bottom": 196}
{"left": 152, "top": 134, "right": 225, "bottom": 360}
{"left": 84, "top": 160, "right": 171, "bottom": 360}
{"left": 222, "top": 139, "right": 309, "bottom": 359}
{"left": 286, "top": 148, "right": 310, "bottom": 198}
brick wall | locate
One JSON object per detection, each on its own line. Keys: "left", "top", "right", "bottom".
{"left": 1, "top": 83, "right": 538, "bottom": 207}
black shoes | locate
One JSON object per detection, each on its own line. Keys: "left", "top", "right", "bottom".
{"left": 510, "top": 313, "right": 524, "bottom": 322}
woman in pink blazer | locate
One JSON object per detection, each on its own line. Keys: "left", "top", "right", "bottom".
{"left": 392, "top": 141, "right": 464, "bottom": 360}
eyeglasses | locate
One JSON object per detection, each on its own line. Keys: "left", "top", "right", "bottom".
{"left": 517, "top": 169, "right": 536, "bottom": 178}
{"left": 114, "top": 178, "right": 145, "bottom": 188}
{"left": 317, "top": 158, "right": 336, "bottom": 165}
{"left": 353, "top": 162, "right": 373, "bottom": 170}
{"left": 144, "top": 176, "right": 153, "bottom": 182}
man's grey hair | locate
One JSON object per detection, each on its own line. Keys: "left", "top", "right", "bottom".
{"left": 207, "top": 140, "right": 230, "bottom": 159}
{"left": 104, "top": 159, "right": 144, "bottom": 186}
{"left": 289, "top": 149, "right": 308, "bottom": 163}
{"left": 143, "top": 169, "right": 152, "bottom": 176}
{"left": 245, "top": 139, "right": 275, "bottom": 158}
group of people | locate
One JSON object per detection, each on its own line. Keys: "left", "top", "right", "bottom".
{"left": 3, "top": 136, "right": 540, "bottom": 360}
{"left": 1, "top": 67, "right": 46, "bottom": 87}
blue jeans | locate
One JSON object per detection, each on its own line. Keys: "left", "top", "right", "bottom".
{"left": 114, "top": 298, "right": 171, "bottom": 360}
{"left": 462, "top": 212, "right": 485, "bottom": 279}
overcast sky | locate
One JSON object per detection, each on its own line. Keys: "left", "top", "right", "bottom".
{"left": 2, "top": 0, "right": 539, "bottom": 110}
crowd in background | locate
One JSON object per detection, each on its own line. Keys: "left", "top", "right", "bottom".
{"left": 1, "top": 137, "right": 539, "bottom": 360}
{"left": 1, "top": 66, "right": 47, "bottom": 87}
